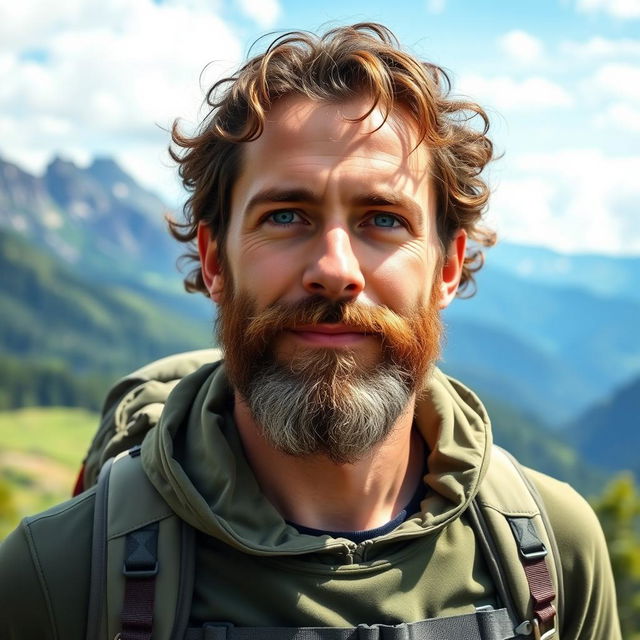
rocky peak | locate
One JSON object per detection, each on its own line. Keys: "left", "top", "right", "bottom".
{"left": 0, "top": 158, "right": 52, "bottom": 230}
{"left": 87, "top": 157, "right": 130, "bottom": 187}
{"left": 0, "top": 152, "right": 178, "bottom": 277}
{"left": 44, "top": 155, "right": 108, "bottom": 215}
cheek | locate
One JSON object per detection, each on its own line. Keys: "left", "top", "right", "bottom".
{"left": 369, "top": 248, "right": 436, "bottom": 311}
{"left": 231, "top": 245, "right": 304, "bottom": 306}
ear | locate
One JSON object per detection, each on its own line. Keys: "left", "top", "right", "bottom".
{"left": 197, "top": 222, "right": 224, "bottom": 303}
{"left": 438, "top": 229, "right": 467, "bottom": 309}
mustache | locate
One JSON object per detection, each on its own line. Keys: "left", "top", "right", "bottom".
{"left": 240, "top": 295, "right": 431, "bottom": 362}
{"left": 246, "top": 296, "right": 398, "bottom": 335}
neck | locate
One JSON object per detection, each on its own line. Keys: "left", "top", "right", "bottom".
{"left": 233, "top": 394, "right": 424, "bottom": 532}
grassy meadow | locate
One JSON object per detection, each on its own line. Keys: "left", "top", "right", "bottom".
{"left": 0, "top": 407, "right": 98, "bottom": 539}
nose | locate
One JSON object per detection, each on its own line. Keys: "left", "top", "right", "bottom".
{"left": 302, "top": 227, "right": 365, "bottom": 300}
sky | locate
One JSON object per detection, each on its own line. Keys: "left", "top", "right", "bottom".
{"left": 1, "top": 0, "right": 639, "bottom": 255}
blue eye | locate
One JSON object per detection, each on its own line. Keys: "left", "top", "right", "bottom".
{"left": 270, "top": 210, "right": 297, "bottom": 224}
{"left": 372, "top": 213, "right": 399, "bottom": 228}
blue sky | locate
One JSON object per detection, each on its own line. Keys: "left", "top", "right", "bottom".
{"left": 1, "top": 0, "right": 638, "bottom": 254}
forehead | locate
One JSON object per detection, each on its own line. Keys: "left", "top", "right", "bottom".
{"left": 237, "top": 96, "right": 431, "bottom": 191}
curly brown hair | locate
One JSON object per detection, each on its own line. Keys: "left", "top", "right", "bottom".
{"left": 169, "top": 23, "right": 495, "bottom": 297}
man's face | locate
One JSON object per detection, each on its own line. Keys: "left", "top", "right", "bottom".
{"left": 199, "top": 96, "right": 464, "bottom": 462}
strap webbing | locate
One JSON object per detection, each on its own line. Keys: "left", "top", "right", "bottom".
{"left": 120, "top": 523, "right": 159, "bottom": 640}
{"left": 507, "top": 517, "right": 556, "bottom": 627}
{"left": 499, "top": 448, "right": 564, "bottom": 624}
{"left": 521, "top": 558, "right": 556, "bottom": 625}
{"left": 121, "top": 576, "right": 156, "bottom": 640}
{"left": 184, "top": 608, "right": 517, "bottom": 640}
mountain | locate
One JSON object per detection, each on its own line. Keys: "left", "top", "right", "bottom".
{"left": 0, "top": 154, "right": 183, "bottom": 291}
{"left": 0, "top": 228, "right": 211, "bottom": 375}
{"left": 564, "top": 375, "right": 640, "bottom": 478}
{"left": 1, "top": 152, "right": 636, "bottom": 488}
{"left": 443, "top": 261, "right": 640, "bottom": 425}
{"left": 440, "top": 319, "right": 593, "bottom": 425}
{"left": 488, "top": 242, "right": 640, "bottom": 304}
{"left": 0, "top": 157, "right": 54, "bottom": 230}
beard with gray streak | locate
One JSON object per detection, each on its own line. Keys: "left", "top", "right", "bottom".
{"left": 217, "top": 287, "right": 442, "bottom": 464}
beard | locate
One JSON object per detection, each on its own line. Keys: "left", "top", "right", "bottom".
{"left": 217, "top": 284, "right": 442, "bottom": 464}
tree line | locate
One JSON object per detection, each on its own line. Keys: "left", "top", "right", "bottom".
{"left": 0, "top": 354, "right": 114, "bottom": 411}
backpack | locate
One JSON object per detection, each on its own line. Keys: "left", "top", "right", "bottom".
{"left": 77, "top": 350, "right": 564, "bottom": 640}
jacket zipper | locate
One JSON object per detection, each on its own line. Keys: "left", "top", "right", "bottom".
{"left": 352, "top": 539, "right": 374, "bottom": 563}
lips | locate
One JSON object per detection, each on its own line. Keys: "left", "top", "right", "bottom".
{"left": 287, "top": 324, "right": 371, "bottom": 346}
{"left": 292, "top": 323, "right": 367, "bottom": 335}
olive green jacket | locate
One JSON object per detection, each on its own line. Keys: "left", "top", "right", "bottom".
{"left": 0, "top": 362, "right": 621, "bottom": 639}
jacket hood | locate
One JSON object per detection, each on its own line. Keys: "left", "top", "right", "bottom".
{"left": 141, "top": 361, "right": 492, "bottom": 557}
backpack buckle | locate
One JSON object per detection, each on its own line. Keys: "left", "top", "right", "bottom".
{"left": 519, "top": 541, "right": 547, "bottom": 561}
{"left": 123, "top": 560, "right": 158, "bottom": 578}
{"left": 123, "top": 524, "right": 159, "bottom": 577}
{"left": 533, "top": 615, "right": 557, "bottom": 640}
{"left": 204, "top": 622, "right": 235, "bottom": 640}
{"left": 508, "top": 517, "right": 548, "bottom": 561}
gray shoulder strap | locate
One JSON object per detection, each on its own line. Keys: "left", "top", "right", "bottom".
{"left": 471, "top": 445, "right": 563, "bottom": 639}
{"left": 497, "top": 447, "right": 565, "bottom": 623}
{"left": 86, "top": 457, "right": 113, "bottom": 640}
{"left": 87, "top": 449, "right": 195, "bottom": 640}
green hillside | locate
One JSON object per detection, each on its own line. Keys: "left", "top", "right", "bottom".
{"left": 566, "top": 375, "right": 640, "bottom": 478}
{"left": 485, "top": 395, "right": 606, "bottom": 497}
{"left": 0, "top": 229, "right": 212, "bottom": 378}
{"left": 0, "top": 407, "right": 97, "bottom": 539}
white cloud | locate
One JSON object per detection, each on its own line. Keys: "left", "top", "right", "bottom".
{"left": 487, "top": 177, "right": 558, "bottom": 245}
{"left": 0, "top": 0, "right": 242, "bottom": 154}
{"left": 235, "top": 0, "right": 281, "bottom": 28}
{"left": 0, "top": 0, "right": 244, "bottom": 203}
{"left": 589, "top": 62, "right": 640, "bottom": 102}
{"left": 490, "top": 150, "right": 640, "bottom": 254}
{"left": 119, "top": 144, "right": 184, "bottom": 208}
{"left": 576, "top": 0, "right": 640, "bottom": 18}
{"left": 0, "top": 0, "right": 134, "bottom": 53}
{"left": 561, "top": 36, "right": 640, "bottom": 58}
{"left": 498, "top": 30, "right": 544, "bottom": 65}
{"left": 426, "top": 0, "right": 446, "bottom": 14}
{"left": 594, "top": 101, "right": 640, "bottom": 132}
{"left": 458, "top": 74, "right": 573, "bottom": 111}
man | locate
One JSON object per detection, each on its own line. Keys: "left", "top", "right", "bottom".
{"left": 0, "top": 23, "right": 620, "bottom": 639}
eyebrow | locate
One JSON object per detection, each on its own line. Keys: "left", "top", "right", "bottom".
{"left": 352, "top": 192, "right": 423, "bottom": 219}
{"left": 244, "top": 187, "right": 423, "bottom": 219}
{"left": 245, "top": 187, "right": 319, "bottom": 213}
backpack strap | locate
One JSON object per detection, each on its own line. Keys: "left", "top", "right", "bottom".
{"left": 183, "top": 608, "right": 518, "bottom": 640}
{"left": 86, "top": 457, "right": 114, "bottom": 640}
{"left": 471, "top": 446, "right": 564, "bottom": 640}
{"left": 87, "top": 448, "right": 196, "bottom": 640}
{"left": 120, "top": 520, "right": 159, "bottom": 640}
{"left": 502, "top": 449, "right": 565, "bottom": 625}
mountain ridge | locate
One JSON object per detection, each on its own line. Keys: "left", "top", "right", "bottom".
{"left": 488, "top": 242, "right": 640, "bottom": 303}
{"left": 565, "top": 375, "right": 640, "bottom": 478}
{"left": 0, "top": 153, "right": 181, "bottom": 286}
